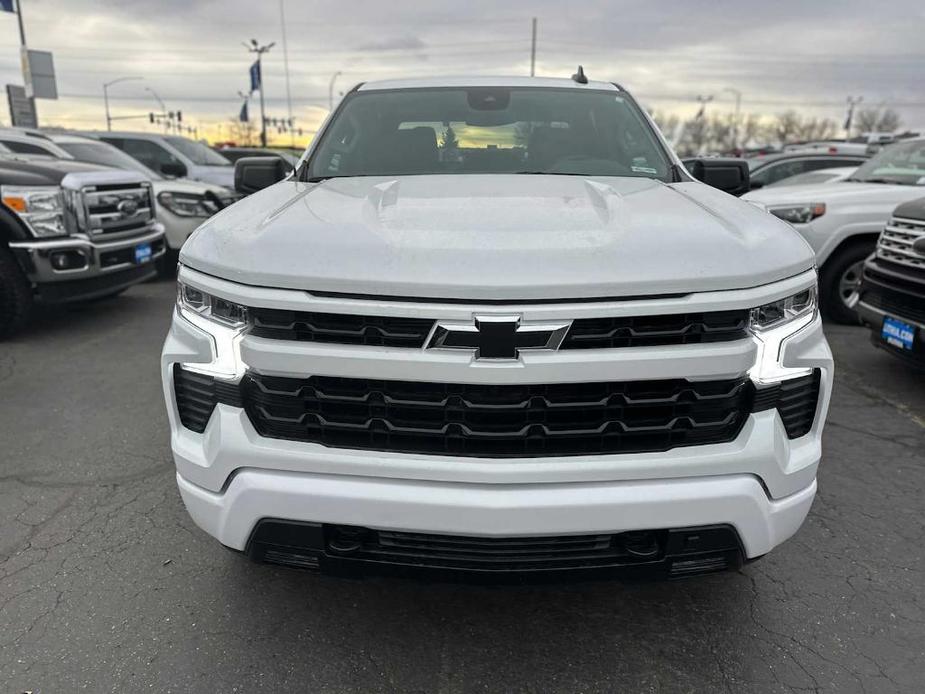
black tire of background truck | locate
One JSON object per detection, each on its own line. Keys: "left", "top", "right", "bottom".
{"left": 819, "top": 240, "right": 876, "bottom": 324}
{"left": 0, "top": 244, "right": 33, "bottom": 339}
{"left": 156, "top": 247, "right": 180, "bottom": 279}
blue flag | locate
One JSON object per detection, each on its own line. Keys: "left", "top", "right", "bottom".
{"left": 249, "top": 61, "right": 261, "bottom": 93}
{"left": 239, "top": 100, "right": 248, "bottom": 123}
{"left": 0, "top": 0, "right": 15, "bottom": 12}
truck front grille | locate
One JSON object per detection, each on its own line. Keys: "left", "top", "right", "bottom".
{"left": 248, "top": 307, "right": 749, "bottom": 349}
{"left": 876, "top": 217, "right": 925, "bottom": 270}
{"left": 82, "top": 182, "right": 154, "bottom": 236}
{"left": 238, "top": 372, "right": 754, "bottom": 457}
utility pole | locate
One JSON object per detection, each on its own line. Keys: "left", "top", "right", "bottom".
{"left": 845, "top": 96, "right": 863, "bottom": 139}
{"left": 723, "top": 87, "right": 742, "bottom": 152}
{"left": 103, "top": 76, "right": 142, "bottom": 131}
{"left": 530, "top": 17, "right": 537, "bottom": 77}
{"left": 245, "top": 39, "right": 275, "bottom": 147}
{"left": 328, "top": 71, "right": 342, "bottom": 112}
{"left": 13, "top": 0, "right": 37, "bottom": 124}
{"left": 278, "top": 0, "right": 294, "bottom": 147}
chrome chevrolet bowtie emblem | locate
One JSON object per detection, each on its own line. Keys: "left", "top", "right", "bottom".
{"left": 426, "top": 315, "right": 571, "bottom": 360}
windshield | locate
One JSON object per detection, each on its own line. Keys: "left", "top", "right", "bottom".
{"left": 165, "top": 136, "right": 232, "bottom": 167}
{"left": 58, "top": 141, "right": 162, "bottom": 180}
{"left": 850, "top": 140, "right": 925, "bottom": 185}
{"left": 307, "top": 87, "right": 671, "bottom": 181}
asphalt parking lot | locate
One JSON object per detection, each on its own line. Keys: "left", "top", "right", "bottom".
{"left": 1, "top": 277, "right": 924, "bottom": 693}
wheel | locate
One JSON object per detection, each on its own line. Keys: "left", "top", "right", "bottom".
{"left": 0, "top": 244, "right": 34, "bottom": 339}
{"left": 819, "top": 241, "right": 875, "bottom": 324}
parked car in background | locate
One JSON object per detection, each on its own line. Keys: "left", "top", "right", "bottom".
{"left": 0, "top": 127, "right": 74, "bottom": 159}
{"left": 164, "top": 76, "right": 833, "bottom": 579}
{"left": 49, "top": 134, "right": 237, "bottom": 270}
{"left": 747, "top": 152, "right": 868, "bottom": 190}
{"left": 766, "top": 166, "right": 857, "bottom": 188}
{"left": 0, "top": 155, "right": 165, "bottom": 337}
{"left": 745, "top": 138, "right": 925, "bottom": 323}
{"left": 80, "top": 132, "right": 234, "bottom": 188}
{"left": 214, "top": 146, "right": 299, "bottom": 168}
{"left": 858, "top": 197, "right": 925, "bottom": 367}
{"left": 781, "top": 140, "right": 870, "bottom": 156}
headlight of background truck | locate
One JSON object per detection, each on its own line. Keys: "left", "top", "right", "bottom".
{"left": 158, "top": 191, "right": 220, "bottom": 218}
{"left": 767, "top": 203, "right": 826, "bottom": 225}
{"left": 1, "top": 185, "right": 67, "bottom": 237}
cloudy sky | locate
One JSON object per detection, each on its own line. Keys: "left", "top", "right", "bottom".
{"left": 2, "top": 0, "right": 924, "bottom": 145}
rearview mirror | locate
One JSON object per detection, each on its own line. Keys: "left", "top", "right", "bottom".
{"left": 234, "top": 156, "right": 290, "bottom": 195}
{"left": 686, "top": 158, "right": 750, "bottom": 197}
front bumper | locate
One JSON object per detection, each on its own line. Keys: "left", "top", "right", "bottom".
{"left": 163, "top": 266, "right": 833, "bottom": 568}
{"left": 858, "top": 258, "right": 925, "bottom": 366}
{"left": 10, "top": 224, "right": 166, "bottom": 303}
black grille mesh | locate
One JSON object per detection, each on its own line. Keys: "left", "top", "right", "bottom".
{"left": 173, "top": 365, "right": 241, "bottom": 433}
{"left": 562, "top": 310, "right": 749, "bottom": 349}
{"left": 247, "top": 307, "right": 750, "bottom": 350}
{"left": 238, "top": 373, "right": 754, "bottom": 457}
{"left": 249, "top": 307, "right": 434, "bottom": 348}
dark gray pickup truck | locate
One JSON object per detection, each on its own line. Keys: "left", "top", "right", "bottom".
{"left": 0, "top": 155, "right": 165, "bottom": 337}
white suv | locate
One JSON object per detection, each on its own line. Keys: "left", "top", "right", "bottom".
{"left": 161, "top": 76, "right": 833, "bottom": 580}
{"left": 745, "top": 138, "right": 925, "bottom": 323}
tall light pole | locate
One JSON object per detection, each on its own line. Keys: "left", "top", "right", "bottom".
{"left": 245, "top": 39, "right": 275, "bottom": 147}
{"left": 103, "top": 76, "right": 142, "bottom": 131}
{"left": 328, "top": 71, "right": 342, "bottom": 112}
{"left": 530, "top": 17, "right": 537, "bottom": 77}
{"left": 278, "top": 0, "right": 295, "bottom": 147}
{"left": 723, "top": 87, "right": 742, "bottom": 152}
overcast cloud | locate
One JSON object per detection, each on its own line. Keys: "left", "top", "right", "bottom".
{"left": 2, "top": 0, "right": 924, "bottom": 143}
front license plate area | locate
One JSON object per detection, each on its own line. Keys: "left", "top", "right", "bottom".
{"left": 882, "top": 316, "right": 915, "bottom": 351}
{"left": 134, "top": 242, "right": 153, "bottom": 264}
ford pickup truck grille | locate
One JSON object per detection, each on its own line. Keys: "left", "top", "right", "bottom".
{"left": 82, "top": 182, "right": 154, "bottom": 236}
{"left": 238, "top": 373, "right": 753, "bottom": 457}
{"left": 248, "top": 307, "right": 749, "bottom": 349}
{"left": 876, "top": 217, "right": 925, "bottom": 270}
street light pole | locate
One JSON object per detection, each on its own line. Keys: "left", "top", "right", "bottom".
{"left": 103, "top": 76, "right": 142, "bottom": 131}
{"left": 845, "top": 96, "right": 863, "bottom": 139}
{"left": 328, "top": 71, "right": 342, "bottom": 113}
{"left": 245, "top": 39, "right": 275, "bottom": 148}
{"left": 530, "top": 17, "right": 537, "bottom": 77}
{"left": 278, "top": 0, "right": 295, "bottom": 147}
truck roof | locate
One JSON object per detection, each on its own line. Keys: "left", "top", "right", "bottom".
{"left": 357, "top": 75, "right": 620, "bottom": 92}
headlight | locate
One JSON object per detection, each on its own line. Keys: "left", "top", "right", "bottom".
{"left": 767, "top": 203, "right": 825, "bottom": 225}
{"left": 178, "top": 281, "right": 248, "bottom": 327}
{"left": 748, "top": 286, "right": 818, "bottom": 384}
{"left": 1, "top": 185, "right": 67, "bottom": 237}
{"left": 176, "top": 281, "right": 248, "bottom": 379}
{"left": 158, "top": 191, "right": 220, "bottom": 218}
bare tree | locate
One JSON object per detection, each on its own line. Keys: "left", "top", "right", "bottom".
{"left": 855, "top": 108, "right": 902, "bottom": 134}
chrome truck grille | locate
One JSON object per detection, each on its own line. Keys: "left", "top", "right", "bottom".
{"left": 877, "top": 217, "right": 925, "bottom": 270}
{"left": 81, "top": 182, "right": 155, "bottom": 237}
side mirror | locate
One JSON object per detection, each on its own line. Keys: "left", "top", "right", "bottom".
{"left": 160, "top": 161, "right": 187, "bottom": 178}
{"left": 234, "top": 156, "right": 290, "bottom": 195}
{"left": 687, "top": 158, "right": 751, "bottom": 197}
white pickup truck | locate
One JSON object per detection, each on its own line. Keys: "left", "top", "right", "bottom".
{"left": 161, "top": 75, "right": 833, "bottom": 580}
{"left": 745, "top": 138, "right": 925, "bottom": 322}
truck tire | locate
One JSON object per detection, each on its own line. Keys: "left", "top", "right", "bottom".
{"left": 819, "top": 240, "right": 875, "bottom": 324}
{"left": 0, "top": 245, "right": 33, "bottom": 338}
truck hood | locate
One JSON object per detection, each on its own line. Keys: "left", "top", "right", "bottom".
{"left": 181, "top": 174, "right": 815, "bottom": 301}
{"left": 744, "top": 180, "right": 925, "bottom": 207}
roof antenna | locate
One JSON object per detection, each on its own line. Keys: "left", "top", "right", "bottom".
{"left": 571, "top": 65, "right": 588, "bottom": 84}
